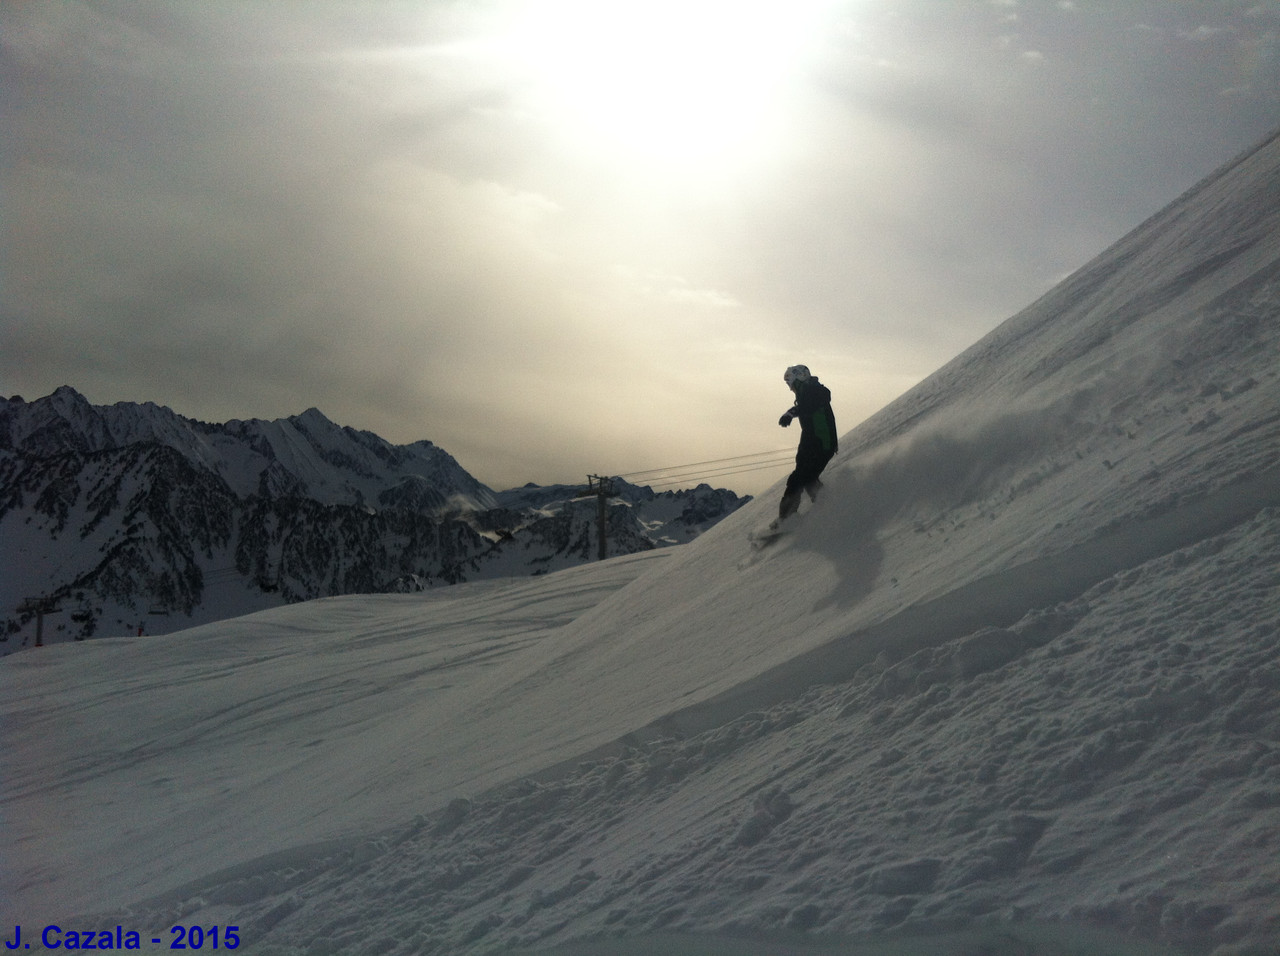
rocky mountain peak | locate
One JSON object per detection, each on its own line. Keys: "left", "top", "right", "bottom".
{"left": 1, "top": 390, "right": 750, "bottom": 647}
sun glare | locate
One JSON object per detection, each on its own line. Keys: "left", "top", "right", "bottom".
{"left": 497, "top": 0, "right": 836, "bottom": 175}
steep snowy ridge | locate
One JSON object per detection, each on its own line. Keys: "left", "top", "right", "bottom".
{"left": 1, "top": 387, "right": 496, "bottom": 509}
{"left": 3, "top": 130, "right": 1280, "bottom": 954}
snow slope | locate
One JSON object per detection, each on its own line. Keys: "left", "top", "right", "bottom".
{"left": 3, "top": 130, "right": 1280, "bottom": 953}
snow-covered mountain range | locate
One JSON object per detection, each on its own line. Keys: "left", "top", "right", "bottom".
{"left": 3, "top": 128, "right": 1280, "bottom": 955}
{"left": 0, "top": 391, "right": 748, "bottom": 648}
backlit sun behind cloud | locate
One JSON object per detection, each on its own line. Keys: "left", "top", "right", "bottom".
{"left": 496, "top": 0, "right": 838, "bottom": 179}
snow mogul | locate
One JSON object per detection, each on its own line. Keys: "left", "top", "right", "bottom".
{"left": 776, "top": 364, "right": 837, "bottom": 525}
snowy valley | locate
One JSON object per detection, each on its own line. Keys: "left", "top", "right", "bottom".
{"left": 3, "top": 127, "right": 1280, "bottom": 956}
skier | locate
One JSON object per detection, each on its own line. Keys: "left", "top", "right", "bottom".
{"left": 776, "top": 365, "right": 837, "bottom": 525}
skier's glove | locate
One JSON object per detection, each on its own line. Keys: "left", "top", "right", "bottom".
{"left": 778, "top": 412, "right": 794, "bottom": 427}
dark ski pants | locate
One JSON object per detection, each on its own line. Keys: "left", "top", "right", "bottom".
{"left": 779, "top": 444, "right": 834, "bottom": 521}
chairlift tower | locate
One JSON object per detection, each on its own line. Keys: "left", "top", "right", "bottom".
{"left": 17, "top": 596, "right": 61, "bottom": 648}
{"left": 582, "top": 475, "right": 616, "bottom": 561}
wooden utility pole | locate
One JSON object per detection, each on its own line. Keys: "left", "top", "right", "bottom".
{"left": 583, "top": 475, "right": 615, "bottom": 560}
{"left": 17, "top": 596, "right": 61, "bottom": 648}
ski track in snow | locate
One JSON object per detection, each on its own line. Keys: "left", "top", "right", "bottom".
{"left": 5, "top": 131, "right": 1280, "bottom": 955}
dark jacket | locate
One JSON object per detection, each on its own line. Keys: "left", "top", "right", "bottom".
{"left": 790, "top": 378, "right": 837, "bottom": 457}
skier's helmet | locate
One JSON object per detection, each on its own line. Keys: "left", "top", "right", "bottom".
{"left": 783, "top": 365, "right": 811, "bottom": 389}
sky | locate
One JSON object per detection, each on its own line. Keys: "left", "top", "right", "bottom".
{"left": 3, "top": 0, "right": 1279, "bottom": 495}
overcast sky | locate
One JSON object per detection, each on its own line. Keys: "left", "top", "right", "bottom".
{"left": 3, "top": 1, "right": 1279, "bottom": 494}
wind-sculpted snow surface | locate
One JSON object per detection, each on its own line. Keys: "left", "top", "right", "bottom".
{"left": 4, "top": 131, "right": 1280, "bottom": 952}
{"left": 26, "top": 510, "right": 1279, "bottom": 955}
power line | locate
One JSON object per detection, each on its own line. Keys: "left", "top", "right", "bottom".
{"left": 617, "top": 448, "right": 794, "bottom": 482}
{"left": 614, "top": 448, "right": 795, "bottom": 490}
{"left": 617, "top": 447, "right": 793, "bottom": 479}
{"left": 645, "top": 458, "right": 793, "bottom": 489}
{"left": 641, "top": 456, "right": 794, "bottom": 486}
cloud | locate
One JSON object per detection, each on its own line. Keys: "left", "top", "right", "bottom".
{"left": 4, "top": 0, "right": 1280, "bottom": 495}
{"left": 1180, "top": 25, "right": 1237, "bottom": 42}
